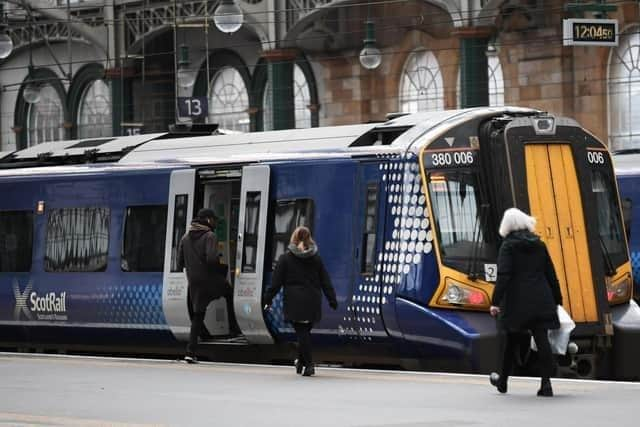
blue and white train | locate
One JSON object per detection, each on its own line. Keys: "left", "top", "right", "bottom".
{"left": 2, "top": 108, "right": 639, "bottom": 379}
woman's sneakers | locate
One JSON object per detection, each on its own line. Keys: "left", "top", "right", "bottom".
{"left": 537, "top": 378, "right": 553, "bottom": 397}
{"left": 489, "top": 372, "right": 507, "bottom": 393}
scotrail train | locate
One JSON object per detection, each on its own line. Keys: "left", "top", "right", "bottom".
{"left": 1, "top": 107, "right": 639, "bottom": 379}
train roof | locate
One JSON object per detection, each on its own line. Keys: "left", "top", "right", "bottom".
{"left": 119, "top": 107, "right": 537, "bottom": 165}
{"left": 0, "top": 107, "right": 539, "bottom": 175}
{"left": 612, "top": 151, "right": 640, "bottom": 176}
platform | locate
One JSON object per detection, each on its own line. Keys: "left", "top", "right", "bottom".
{"left": 0, "top": 353, "right": 637, "bottom": 426}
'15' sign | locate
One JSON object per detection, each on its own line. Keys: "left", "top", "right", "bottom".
{"left": 177, "top": 97, "right": 208, "bottom": 119}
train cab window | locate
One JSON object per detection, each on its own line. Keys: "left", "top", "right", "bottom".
{"left": 0, "top": 210, "right": 33, "bottom": 272}
{"left": 591, "top": 170, "right": 627, "bottom": 268}
{"left": 170, "top": 195, "right": 188, "bottom": 272}
{"left": 45, "top": 207, "right": 110, "bottom": 272}
{"left": 427, "top": 171, "right": 497, "bottom": 273}
{"left": 271, "top": 198, "right": 314, "bottom": 269}
{"left": 122, "top": 205, "right": 168, "bottom": 272}
{"left": 362, "top": 184, "right": 378, "bottom": 274}
{"left": 242, "top": 192, "right": 262, "bottom": 273}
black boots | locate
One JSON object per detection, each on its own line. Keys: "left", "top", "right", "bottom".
{"left": 537, "top": 378, "right": 553, "bottom": 397}
{"left": 302, "top": 364, "right": 315, "bottom": 377}
{"left": 489, "top": 372, "right": 508, "bottom": 394}
{"left": 295, "top": 359, "right": 303, "bottom": 375}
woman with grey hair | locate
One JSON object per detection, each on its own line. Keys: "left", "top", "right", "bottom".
{"left": 490, "top": 208, "right": 563, "bottom": 396}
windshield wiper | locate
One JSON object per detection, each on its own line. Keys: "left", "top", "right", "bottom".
{"left": 467, "top": 203, "right": 489, "bottom": 280}
{"left": 599, "top": 235, "right": 616, "bottom": 276}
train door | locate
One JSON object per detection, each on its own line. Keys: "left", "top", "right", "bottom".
{"left": 350, "top": 162, "right": 389, "bottom": 343}
{"left": 233, "top": 165, "right": 274, "bottom": 344}
{"left": 199, "top": 179, "right": 240, "bottom": 337}
{"left": 162, "top": 169, "right": 195, "bottom": 340}
{"left": 525, "top": 144, "right": 599, "bottom": 323}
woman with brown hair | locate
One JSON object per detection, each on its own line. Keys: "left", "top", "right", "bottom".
{"left": 264, "top": 226, "right": 338, "bottom": 376}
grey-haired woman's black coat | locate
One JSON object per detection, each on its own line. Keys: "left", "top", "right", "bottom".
{"left": 492, "top": 230, "right": 563, "bottom": 331}
{"left": 265, "top": 246, "right": 337, "bottom": 323}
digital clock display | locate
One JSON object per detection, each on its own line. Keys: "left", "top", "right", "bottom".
{"left": 563, "top": 18, "right": 618, "bottom": 46}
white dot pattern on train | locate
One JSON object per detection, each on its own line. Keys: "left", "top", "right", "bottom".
{"left": 341, "top": 154, "right": 434, "bottom": 341}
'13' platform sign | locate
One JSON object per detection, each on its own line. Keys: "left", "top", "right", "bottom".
{"left": 177, "top": 97, "right": 208, "bottom": 119}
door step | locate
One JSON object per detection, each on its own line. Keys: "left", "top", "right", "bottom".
{"left": 200, "top": 335, "right": 249, "bottom": 346}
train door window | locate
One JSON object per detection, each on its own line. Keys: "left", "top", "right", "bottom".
{"left": 170, "top": 195, "right": 188, "bottom": 272}
{"left": 45, "top": 207, "right": 110, "bottom": 272}
{"left": 591, "top": 170, "right": 627, "bottom": 267}
{"left": 362, "top": 184, "right": 378, "bottom": 274}
{"left": 271, "top": 198, "right": 314, "bottom": 268}
{"left": 242, "top": 192, "right": 261, "bottom": 273}
{"left": 0, "top": 210, "right": 33, "bottom": 272}
{"left": 122, "top": 205, "right": 168, "bottom": 272}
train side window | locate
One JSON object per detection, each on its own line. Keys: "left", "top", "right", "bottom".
{"left": 242, "top": 192, "right": 262, "bottom": 273}
{"left": 45, "top": 207, "right": 110, "bottom": 272}
{"left": 362, "top": 184, "right": 378, "bottom": 274}
{"left": 170, "top": 195, "right": 188, "bottom": 272}
{"left": 0, "top": 210, "right": 33, "bottom": 272}
{"left": 271, "top": 198, "right": 314, "bottom": 269}
{"left": 122, "top": 205, "right": 168, "bottom": 272}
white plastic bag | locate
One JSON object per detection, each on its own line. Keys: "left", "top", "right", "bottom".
{"left": 530, "top": 305, "right": 576, "bottom": 355}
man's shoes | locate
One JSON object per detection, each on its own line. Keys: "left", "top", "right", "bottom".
{"left": 490, "top": 372, "right": 507, "bottom": 394}
{"left": 295, "top": 359, "right": 304, "bottom": 375}
{"left": 537, "top": 378, "right": 553, "bottom": 397}
{"left": 302, "top": 364, "right": 315, "bottom": 377}
{"left": 184, "top": 355, "right": 199, "bottom": 364}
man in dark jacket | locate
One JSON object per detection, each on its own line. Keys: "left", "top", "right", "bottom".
{"left": 177, "top": 208, "right": 239, "bottom": 363}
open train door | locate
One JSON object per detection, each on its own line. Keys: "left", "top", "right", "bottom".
{"left": 234, "top": 165, "right": 274, "bottom": 344}
{"left": 162, "top": 169, "right": 195, "bottom": 340}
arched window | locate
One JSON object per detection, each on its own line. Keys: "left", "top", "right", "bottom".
{"left": 26, "top": 84, "right": 64, "bottom": 147}
{"left": 399, "top": 50, "right": 444, "bottom": 112}
{"left": 608, "top": 26, "right": 640, "bottom": 151}
{"left": 263, "top": 64, "right": 312, "bottom": 131}
{"left": 208, "top": 66, "right": 250, "bottom": 133}
{"left": 488, "top": 55, "right": 504, "bottom": 107}
{"left": 78, "top": 79, "right": 112, "bottom": 138}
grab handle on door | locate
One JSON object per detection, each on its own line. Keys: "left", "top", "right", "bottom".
{"left": 546, "top": 227, "right": 552, "bottom": 238}
{"left": 566, "top": 227, "right": 574, "bottom": 238}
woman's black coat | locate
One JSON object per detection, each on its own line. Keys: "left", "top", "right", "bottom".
{"left": 265, "top": 249, "right": 337, "bottom": 323}
{"left": 492, "top": 230, "right": 563, "bottom": 331}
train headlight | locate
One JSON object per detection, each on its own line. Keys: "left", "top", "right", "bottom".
{"left": 439, "top": 279, "right": 489, "bottom": 308}
{"left": 446, "top": 284, "right": 463, "bottom": 304}
{"left": 607, "top": 274, "right": 632, "bottom": 305}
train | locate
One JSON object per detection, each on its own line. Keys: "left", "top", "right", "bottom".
{"left": 1, "top": 107, "right": 639, "bottom": 379}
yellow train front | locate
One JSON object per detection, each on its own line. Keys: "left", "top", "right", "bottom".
{"left": 418, "top": 111, "right": 639, "bottom": 379}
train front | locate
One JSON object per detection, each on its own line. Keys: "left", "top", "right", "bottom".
{"left": 401, "top": 111, "right": 640, "bottom": 379}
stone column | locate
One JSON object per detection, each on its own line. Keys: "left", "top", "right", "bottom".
{"left": 262, "top": 49, "right": 297, "bottom": 130}
{"left": 455, "top": 27, "right": 493, "bottom": 108}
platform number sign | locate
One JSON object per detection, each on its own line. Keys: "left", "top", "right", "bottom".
{"left": 121, "top": 122, "right": 143, "bottom": 136}
{"left": 178, "top": 97, "right": 208, "bottom": 119}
